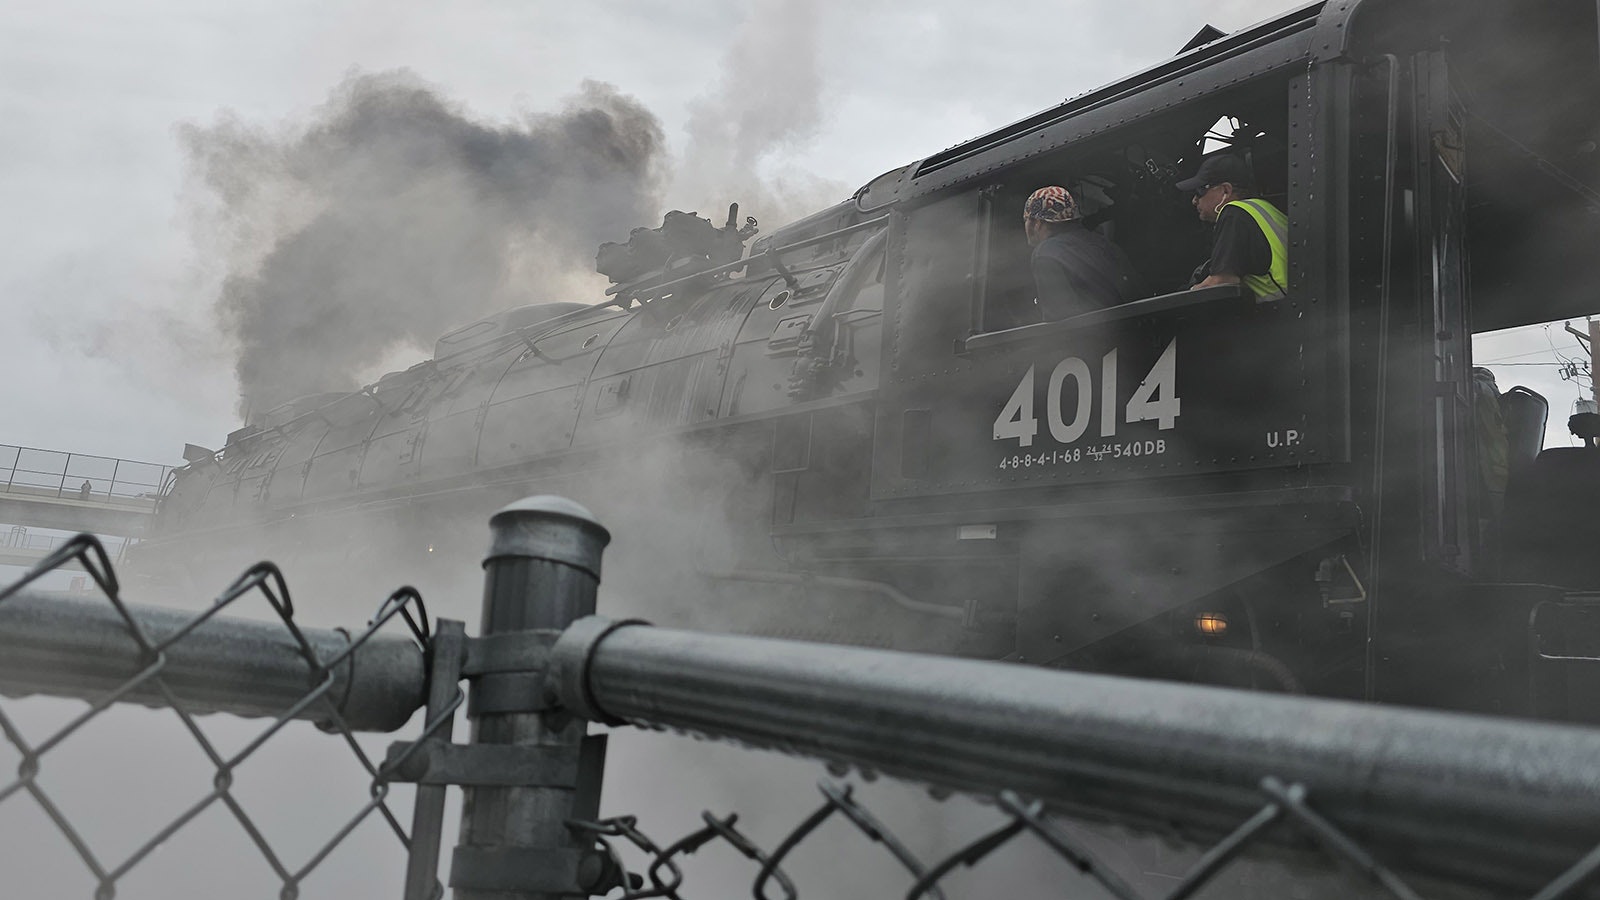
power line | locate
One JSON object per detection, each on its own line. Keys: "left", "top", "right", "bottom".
{"left": 1478, "top": 348, "right": 1585, "bottom": 364}
{"left": 1481, "top": 362, "right": 1583, "bottom": 367}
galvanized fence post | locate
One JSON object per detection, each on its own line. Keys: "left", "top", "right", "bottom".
{"left": 450, "top": 496, "right": 612, "bottom": 899}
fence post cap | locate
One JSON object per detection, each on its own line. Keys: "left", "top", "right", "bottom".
{"left": 491, "top": 495, "right": 604, "bottom": 528}
{"left": 486, "top": 495, "right": 611, "bottom": 576}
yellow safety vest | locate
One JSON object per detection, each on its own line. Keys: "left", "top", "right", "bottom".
{"left": 1223, "top": 199, "right": 1289, "bottom": 300}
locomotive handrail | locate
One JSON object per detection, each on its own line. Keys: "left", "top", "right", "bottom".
{"left": 1363, "top": 53, "right": 1402, "bottom": 698}
{"left": 797, "top": 227, "right": 891, "bottom": 351}
{"left": 959, "top": 283, "right": 1248, "bottom": 354}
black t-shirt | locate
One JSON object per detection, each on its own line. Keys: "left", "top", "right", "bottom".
{"left": 1194, "top": 204, "right": 1272, "bottom": 285}
{"left": 1030, "top": 225, "right": 1149, "bottom": 321}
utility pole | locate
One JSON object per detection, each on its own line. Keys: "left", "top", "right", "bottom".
{"left": 1563, "top": 319, "right": 1599, "bottom": 411}
{"left": 1574, "top": 318, "right": 1600, "bottom": 447}
{"left": 1590, "top": 317, "right": 1599, "bottom": 405}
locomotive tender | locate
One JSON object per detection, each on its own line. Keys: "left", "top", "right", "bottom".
{"left": 143, "top": 0, "right": 1600, "bottom": 721}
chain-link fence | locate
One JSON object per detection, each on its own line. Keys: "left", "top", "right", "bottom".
{"left": 0, "top": 532, "right": 446, "bottom": 899}
{"left": 6, "top": 496, "right": 1600, "bottom": 899}
{"left": 563, "top": 777, "right": 1403, "bottom": 900}
{"left": 543, "top": 623, "right": 1600, "bottom": 900}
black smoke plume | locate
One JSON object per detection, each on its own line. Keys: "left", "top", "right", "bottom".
{"left": 181, "top": 72, "right": 666, "bottom": 414}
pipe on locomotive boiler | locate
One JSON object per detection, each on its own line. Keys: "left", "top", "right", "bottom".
{"left": 798, "top": 226, "right": 890, "bottom": 353}
{"left": 0, "top": 590, "right": 426, "bottom": 732}
{"left": 550, "top": 617, "right": 1600, "bottom": 893}
{"left": 603, "top": 214, "right": 890, "bottom": 299}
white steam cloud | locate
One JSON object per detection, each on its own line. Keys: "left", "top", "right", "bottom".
{"left": 671, "top": 0, "right": 849, "bottom": 228}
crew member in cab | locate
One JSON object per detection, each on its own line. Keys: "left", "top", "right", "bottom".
{"left": 1024, "top": 186, "right": 1147, "bottom": 321}
{"left": 1178, "top": 154, "right": 1288, "bottom": 299}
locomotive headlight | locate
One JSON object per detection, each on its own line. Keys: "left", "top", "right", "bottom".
{"left": 1194, "top": 612, "right": 1228, "bottom": 637}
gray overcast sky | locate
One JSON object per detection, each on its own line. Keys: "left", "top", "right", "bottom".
{"left": 1, "top": 0, "right": 1588, "bottom": 465}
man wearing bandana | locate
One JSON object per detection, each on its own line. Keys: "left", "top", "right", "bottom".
{"left": 1023, "top": 186, "right": 1148, "bottom": 321}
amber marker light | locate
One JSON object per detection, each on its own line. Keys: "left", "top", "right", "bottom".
{"left": 1194, "top": 612, "right": 1228, "bottom": 637}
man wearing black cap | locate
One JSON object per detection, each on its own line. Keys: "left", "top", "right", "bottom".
{"left": 1176, "top": 154, "right": 1288, "bottom": 299}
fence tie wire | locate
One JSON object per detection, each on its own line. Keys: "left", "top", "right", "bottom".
{"left": 374, "top": 688, "right": 465, "bottom": 790}
{"left": 568, "top": 815, "right": 679, "bottom": 899}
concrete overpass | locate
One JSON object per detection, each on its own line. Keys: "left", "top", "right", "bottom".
{"left": 0, "top": 487, "right": 156, "bottom": 536}
{"left": 0, "top": 444, "right": 171, "bottom": 537}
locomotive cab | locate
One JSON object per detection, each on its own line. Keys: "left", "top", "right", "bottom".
{"left": 852, "top": 31, "right": 1354, "bottom": 685}
{"left": 815, "top": 0, "right": 1600, "bottom": 714}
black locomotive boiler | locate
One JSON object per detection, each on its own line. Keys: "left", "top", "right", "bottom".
{"left": 140, "top": 0, "right": 1600, "bottom": 722}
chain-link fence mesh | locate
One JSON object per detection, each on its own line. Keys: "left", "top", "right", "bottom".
{"left": 0, "top": 534, "right": 447, "bottom": 900}
{"left": 8, "top": 524, "right": 1600, "bottom": 900}
{"left": 569, "top": 769, "right": 1444, "bottom": 900}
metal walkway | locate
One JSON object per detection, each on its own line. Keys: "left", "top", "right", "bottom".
{"left": 0, "top": 444, "right": 172, "bottom": 536}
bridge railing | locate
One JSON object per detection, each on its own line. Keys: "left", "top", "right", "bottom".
{"left": 5, "top": 497, "right": 1600, "bottom": 898}
{"left": 2, "top": 527, "right": 130, "bottom": 554}
{"left": 0, "top": 444, "right": 172, "bottom": 507}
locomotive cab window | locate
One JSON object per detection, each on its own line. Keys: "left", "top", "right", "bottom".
{"left": 974, "top": 79, "right": 1292, "bottom": 334}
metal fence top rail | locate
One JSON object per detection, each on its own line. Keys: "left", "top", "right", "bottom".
{"left": 550, "top": 617, "right": 1600, "bottom": 895}
{"left": 0, "top": 587, "right": 425, "bottom": 731}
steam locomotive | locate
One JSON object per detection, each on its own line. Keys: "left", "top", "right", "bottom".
{"left": 139, "top": 0, "right": 1600, "bottom": 722}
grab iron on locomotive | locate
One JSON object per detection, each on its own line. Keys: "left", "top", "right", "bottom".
{"left": 137, "top": 0, "right": 1600, "bottom": 723}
